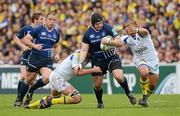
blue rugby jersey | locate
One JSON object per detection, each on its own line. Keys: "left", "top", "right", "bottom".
{"left": 82, "top": 23, "right": 118, "bottom": 60}
{"left": 17, "top": 25, "right": 33, "bottom": 39}
{"left": 30, "top": 24, "right": 60, "bottom": 58}
{"left": 16, "top": 25, "right": 34, "bottom": 62}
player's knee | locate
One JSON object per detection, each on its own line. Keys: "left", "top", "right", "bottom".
{"left": 70, "top": 90, "right": 82, "bottom": 104}
{"left": 140, "top": 72, "right": 149, "bottom": 78}
{"left": 94, "top": 81, "right": 103, "bottom": 89}
{"left": 74, "top": 95, "right": 82, "bottom": 104}
{"left": 42, "top": 77, "right": 49, "bottom": 84}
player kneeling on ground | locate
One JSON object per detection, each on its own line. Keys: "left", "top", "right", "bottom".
{"left": 25, "top": 49, "right": 102, "bottom": 109}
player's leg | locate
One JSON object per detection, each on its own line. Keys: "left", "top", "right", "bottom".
{"left": 91, "top": 59, "right": 104, "bottom": 109}
{"left": 137, "top": 64, "right": 150, "bottom": 107}
{"left": 147, "top": 74, "right": 159, "bottom": 95}
{"left": 110, "top": 55, "right": 137, "bottom": 105}
{"left": 138, "top": 64, "right": 149, "bottom": 96}
{"left": 16, "top": 71, "right": 37, "bottom": 107}
{"left": 28, "top": 84, "right": 81, "bottom": 109}
{"left": 25, "top": 67, "right": 52, "bottom": 105}
{"left": 50, "top": 85, "right": 82, "bottom": 105}
{"left": 93, "top": 76, "right": 104, "bottom": 108}
{"left": 14, "top": 65, "right": 27, "bottom": 106}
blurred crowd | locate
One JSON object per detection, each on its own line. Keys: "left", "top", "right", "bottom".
{"left": 0, "top": 0, "right": 179, "bottom": 65}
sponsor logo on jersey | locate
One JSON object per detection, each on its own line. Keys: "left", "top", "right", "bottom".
{"left": 134, "top": 47, "right": 148, "bottom": 55}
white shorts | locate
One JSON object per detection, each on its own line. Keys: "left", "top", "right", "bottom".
{"left": 135, "top": 59, "right": 159, "bottom": 75}
{"left": 49, "top": 71, "right": 71, "bottom": 92}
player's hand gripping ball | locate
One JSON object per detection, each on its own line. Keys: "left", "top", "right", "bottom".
{"left": 100, "top": 36, "right": 114, "bottom": 51}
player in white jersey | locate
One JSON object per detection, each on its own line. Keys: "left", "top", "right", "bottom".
{"left": 26, "top": 49, "right": 102, "bottom": 109}
{"left": 101, "top": 19, "right": 159, "bottom": 107}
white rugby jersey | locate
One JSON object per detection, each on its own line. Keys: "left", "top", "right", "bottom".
{"left": 120, "top": 32, "right": 159, "bottom": 64}
{"left": 53, "top": 49, "right": 81, "bottom": 81}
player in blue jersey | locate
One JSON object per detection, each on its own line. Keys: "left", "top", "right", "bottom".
{"left": 75, "top": 13, "right": 137, "bottom": 109}
{"left": 13, "top": 12, "right": 44, "bottom": 107}
{"left": 17, "top": 12, "right": 61, "bottom": 108}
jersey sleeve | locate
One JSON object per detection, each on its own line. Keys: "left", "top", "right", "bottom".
{"left": 105, "top": 23, "right": 119, "bottom": 38}
{"left": 71, "top": 52, "right": 80, "bottom": 68}
{"left": 82, "top": 31, "right": 90, "bottom": 44}
{"left": 16, "top": 27, "right": 26, "bottom": 39}
{"left": 120, "top": 35, "right": 129, "bottom": 44}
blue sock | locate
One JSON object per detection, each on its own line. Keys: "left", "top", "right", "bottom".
{"left": 94, "top": 88, "right": 103, "bottom": 104}
{"left": 17, "top": 80, "right": 24, "bottom": 98}
{"left": 19, "top": 81, "right": 29, "bottom": 101}
{"left": 29, "top": 78, "right": 46, "bottom": 93}
{"left": 119, "top": 77, "right": 131, "bottom": 96}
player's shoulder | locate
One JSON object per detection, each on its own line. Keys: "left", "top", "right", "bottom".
{"left": 103, "top": 22, "right": 112, "bottom": 28}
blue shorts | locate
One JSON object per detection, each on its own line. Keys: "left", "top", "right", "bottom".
{"left": 91, "top": 54, "right": 122, "bottom": 76}
{"left": 26, "top": 52, "right": 53, "bottom": 73}
{"left": 20, "top": 50, "right": 31, "bottom": 66}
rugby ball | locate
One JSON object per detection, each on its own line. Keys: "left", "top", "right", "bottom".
{"left": 100, "top": 36, "right": 114, "bottom": 51}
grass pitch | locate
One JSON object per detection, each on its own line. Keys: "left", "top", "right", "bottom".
{"left": 0, "top": 94, "right": 180, "bottom": 116}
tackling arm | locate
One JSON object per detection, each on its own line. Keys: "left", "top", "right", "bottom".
{"left": 74, "top": 66, "right": 101, "bottom": 76}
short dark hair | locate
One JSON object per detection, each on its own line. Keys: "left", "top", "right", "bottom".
{"left": 31, "top": 12, "right": 43, "bottom": 23}
{"left": 91, "top": 12, "right": 103, "bottom": 27}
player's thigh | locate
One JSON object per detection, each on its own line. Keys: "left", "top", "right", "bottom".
{"left": 61, "top": 84, "right": 76, "bottom": 96}
{"left": 20, "top": 65, "right": 27, "bottom": 80}
{"left": 40, "top": 67, "right": 53, "bottom": 84}
{"left": 112, "top": 69, "right": 124, "bottom": 82}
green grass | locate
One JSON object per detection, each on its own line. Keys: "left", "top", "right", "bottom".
{"left": 0, "top": 94, "right": 180, "bottom": 116}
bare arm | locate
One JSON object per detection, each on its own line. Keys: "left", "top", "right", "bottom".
{"left": 73, "top": 42, "right": 89, "bottom": 74}
{"left": 14, "top": 36, "right": 30, "bottom": 51}
{"left": 101, "top": 35, "right": 124, "bottom": 47}
{"left": 22, "top": 33, "right": 42, "bottom": 50}
{"left": 22, "top": 33, "right": 35, "bottom": 48}
{"left": 74, "top": 66, "right": 101, "bottom": 76}
{"left": 53, "top": 40, "right": 61, "bottom": 61}
{"left": 137, "top": 28, "right": 148, "bottom": 37}
{"left": 79, "top": 42, "right": 89, "bottom": 64}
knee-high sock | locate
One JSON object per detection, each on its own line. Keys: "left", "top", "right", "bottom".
{"left": 94, "top": 88, "right": 103, "bottom": 104}
{"left": 147, "top": 85, "right": 154, "bottom": 96}
{"left": 16, "top": 80, "right": 24, "bottom": 98}
{"left": 140, "top": 78, "right": 149, "bottom": 95}
{"left": 29, "top": 78, "right": 46, "bottom": 93}
{"left": 51, "top": 96, "right": 70, "bottom": 105}
{"left": 29, "top": 96, "right": 70, "bottom": 108}
{"left": 119, "top": 77, "right": 131, "bottom": 96}
{"left": 19, "top": 81, "right": 29, "bottom": 101}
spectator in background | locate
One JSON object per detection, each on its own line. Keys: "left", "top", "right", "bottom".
{"left": 0, "top": 0, "right": 179, "bottom": 65}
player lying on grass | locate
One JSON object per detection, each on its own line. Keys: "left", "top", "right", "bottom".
{"left": 25, "top": 49, "right": 102, "bottom": 109}
{"left": 101, "top": 19, "right": 159, "bottom": 107}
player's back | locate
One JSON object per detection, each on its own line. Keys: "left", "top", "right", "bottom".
{"left": 53, "top": 50, "right": 80, "bottom": 81}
